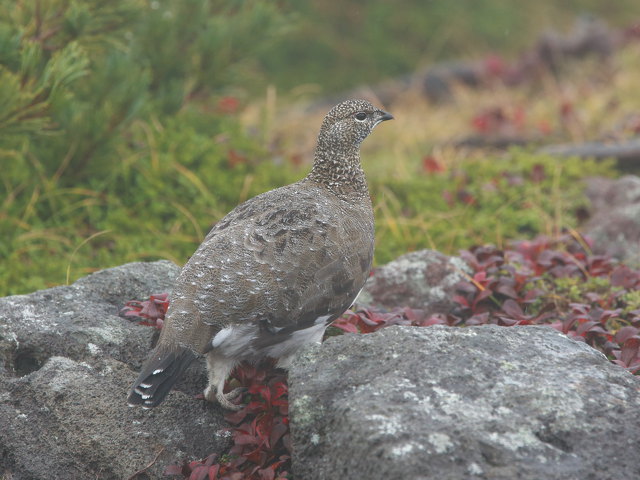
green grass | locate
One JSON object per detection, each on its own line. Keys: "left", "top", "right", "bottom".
{"left": 369, "top": 152, "right": 616, "bottom": 264}
{"left": 0, "top": 131, "right": 616, "bottom": 296}
{"left": 1, "top": 1, "right": 639, "bottom": 296}
{"left": 0, "top": 111, "right": 302, "bottom": 295}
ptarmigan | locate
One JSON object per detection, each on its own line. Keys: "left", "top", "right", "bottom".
{"left": 128, "top": 99, "right": 393, "bottom": 410}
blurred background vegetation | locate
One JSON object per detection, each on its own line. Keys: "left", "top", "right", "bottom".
{"left": 1, "top": 0, "right": 639, "bottom": 295}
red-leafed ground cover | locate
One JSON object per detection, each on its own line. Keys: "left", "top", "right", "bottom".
{"left": 163, "top": 363, "right": 291, "bottom": 480}
{"left": 122, "top": 234, "right": 640, "bottom": 479}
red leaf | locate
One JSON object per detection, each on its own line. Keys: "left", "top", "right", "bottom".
{"left": 501, "top": 299, "right": 524, "bottom": 318}
{"left": 189, "top": 465, "right": 210, "bottom": 480}
{"left": 419, "top": 314, "right": 448, "bottom": 326}
{"left": 611, "top": 265, "right": 640, "bottom": 288}
{"left": 621, "top": 338, "right": 640, "bottom": 367}
{"left": 522, "top": 288, "right": 544, "bottom": 302}
{"left": 422, "top": 155, "right": 445, "bottom": 173}
{"left": 494, "top": 283, "right": 518, "bottom": 299}
{"left": 530, "top": 164, "right": 546, "bottom": 183}
{"left": 576, "top": 321, "right": 607, "bottom": 336}
{"left": 227, "top": 149, "right": 247, "bottom": 168}
{"left": 472, "top": 289, "right": 494, "bottom": 309}
{"left": 217, "top": 96, "right": 240, "bottom": 114}
{"left": 234, "top": 434, "right": 260, "bottom": 447}
{"left": 269, "top": 421, "right": 288, "bottom": 448}
{"left": 331, "top": 317, "right": 360, "bottom": 333}
{"left": 164, "top": 464, "right": 184, "bottom": 476}
{"left": 208, "top": 464, "right": 220, "bottom": 480}
{"left": 258, "top": 466, "right": 276, "bottom": 480}
{"left": 452, "top": 295, "right": 470, "bottom": 308}
{"left": 467, "top": 312, "right": 490, "bottom": 325}
{"left": 272, "top": 382, "right": 288, "bottom": 399}
{"left": 140, "top": 301, "right": 162, "bottom": 319}
{"left": 615, "top": 326, "right": 640, "bottom": 344}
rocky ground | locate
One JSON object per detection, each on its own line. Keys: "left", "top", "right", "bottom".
{"left": 0, "top": 261, "right": 228, "bottom": 480}
{"left": 289, "top": 325, "right": 640, "bottom": 480}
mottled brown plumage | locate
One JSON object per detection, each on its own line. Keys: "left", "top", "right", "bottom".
{"left": 128, "top": 99, "right": 393, "bottom": 410}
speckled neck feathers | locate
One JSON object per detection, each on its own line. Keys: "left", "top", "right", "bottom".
{"left": 306, "top": 137, "right": 368, "bottom": 198}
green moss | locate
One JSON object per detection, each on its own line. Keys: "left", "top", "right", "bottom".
{"left": 621, "top": 290, "right": 640, "bottom": 315}
{"left": 551, "top": 276, "right": 614, "bottom": 303}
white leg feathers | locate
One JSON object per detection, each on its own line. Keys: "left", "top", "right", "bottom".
{"left": 204, "top": 353, "right": 244, "bottom": 411}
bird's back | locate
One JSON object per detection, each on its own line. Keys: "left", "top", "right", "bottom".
{"left": 160, "top": 179, "right": 374, "bottom": 359}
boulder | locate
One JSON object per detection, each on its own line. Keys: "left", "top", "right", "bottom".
{"left": 289, "top": 325, "right": 640, "bottom": 480}
{"left": 583, "top": 175, "right": 640, "bottom": 267}
{"left": 357, "top": 249, "right": 471, "bottom": 313}
{"left": 0, "top": 261, "right": 228, "bottom": 480}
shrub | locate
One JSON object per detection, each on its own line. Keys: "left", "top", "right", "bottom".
{"left": 0, "top": 0, "right": 294, "bottom": 295}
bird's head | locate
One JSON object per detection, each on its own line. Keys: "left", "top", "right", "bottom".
{"left": 319, "top": 99, "right": 394, "bottom": 148}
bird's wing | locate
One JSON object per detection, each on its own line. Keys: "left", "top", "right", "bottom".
{"left": 164, "top": 182, "right": 373, "bottom": 352}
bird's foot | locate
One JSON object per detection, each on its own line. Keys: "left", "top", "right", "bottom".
{"left": 204, "top": 385, "right": 247, "bottom": 411}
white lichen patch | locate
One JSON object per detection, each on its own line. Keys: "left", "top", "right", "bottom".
{"left": 394, "top": 377, "right": 417, "bottom": 389}
{"left": 365, "top": 413, "right": 403, "bottom": 437}
{"left": 85, "top": 325, "right": 126, "bottom": 345}
{"left": 0, "top": 328, "right": 19, "bottom": 347}
{"left": 431, "top": 386, "right": 465, "bottom": 416}
{"left": 528, "top": 386, "right": 585, "bottom": 421}
{"left": 291, "top": 394, "right": 324, "bottom": 427}
{"left": 448, "top": 255, "right": 473, "bottom": 276}
{"left": 390, "top": 441, "right": 424, "bottom": 457}
{"left": 467, "top": 462, "right": 484, "bottom": 475}
{"left": 87, "top": 343, "right": 101, "bottom": 355}
{"left": 4, "top": 301, "right": 55, "bottom": 331}
{"left": 499, "top": 360, "right": 518, "bottom": 371}
{"left": 487, "top": 427, "right": 542, "bottom": 451}
{"left": 403, "top": 390, "right": 420, "bottom": 401}
{"left": 427, "top": 285, "right": 446, "bottom": 300}
{"left": 428, "top": 432, "right": 454, "bottom": 454}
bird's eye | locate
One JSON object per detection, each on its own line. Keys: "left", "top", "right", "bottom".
{"left": 354, "top": 112, "right": 367, "bottom": 121}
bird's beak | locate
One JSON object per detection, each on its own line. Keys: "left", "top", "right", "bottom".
{"left": 378, "top": 110, "right": 394, "bottom": 122}
{"left": 373, "top": 110, "right": 394, "bottom": 127}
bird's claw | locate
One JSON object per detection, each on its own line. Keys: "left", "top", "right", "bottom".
{"left": 204, "top": 385, "right": 247, "bottom": 411}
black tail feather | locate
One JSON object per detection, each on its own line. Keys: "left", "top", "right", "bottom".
{"left": 128, "top": 347, "right": 197, "bottom": 408}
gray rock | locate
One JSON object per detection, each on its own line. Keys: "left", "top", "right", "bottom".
{"left": 357, "top": 249, "right": 471, "bottom": 313}
{"left": 583, "top": 175, "right": 640, "bottom": 267}
{"left": 0, "top": 260, "right": 179, "bottom": 375}
{"left": 585, "top": 175, "right": 640, "bottom": 210}
{"left": 0, "top": 261, "right": 228, "bottom": 480}
{"left": 289, "top": 325, "right": 640, "bottom": 480}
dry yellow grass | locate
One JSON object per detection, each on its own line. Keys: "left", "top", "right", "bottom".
{"left": 244, "top": 41, "right": 640, "bottom": 183}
